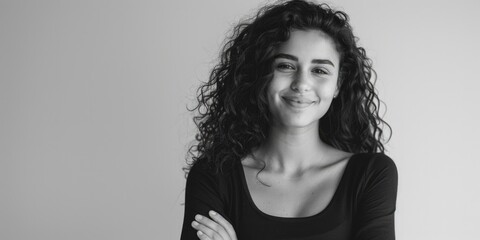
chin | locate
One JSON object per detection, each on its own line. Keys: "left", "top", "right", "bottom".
{"left": 276, "top": 116, "right": 320, "bottom": 129}
{"left": 269, "top": 104, "right": 327, "bottom": 129}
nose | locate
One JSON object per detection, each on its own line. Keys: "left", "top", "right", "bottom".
{"left": 290, "top": 70, "right": 311, "bottom": 92}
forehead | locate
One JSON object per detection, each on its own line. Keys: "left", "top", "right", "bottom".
{"left": 276, "top": 29, "right": 340, "bottom": 64}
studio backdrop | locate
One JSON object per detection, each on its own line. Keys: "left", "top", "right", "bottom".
{"left": 1, "top": 0, "right": 479, "bottom": 239}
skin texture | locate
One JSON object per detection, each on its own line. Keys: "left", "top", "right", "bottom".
{"left": 267, "top": 29, "right": 339, "bottom": 130}
{"left": 191, "top": 29, "right": 346, "bottom": 239}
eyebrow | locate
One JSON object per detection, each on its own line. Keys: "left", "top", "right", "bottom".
{"left": 274, "top": 53, "right": 335, "bottom": 67}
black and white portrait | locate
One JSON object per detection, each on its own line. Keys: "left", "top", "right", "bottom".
{"left": 1, "top": 0, "right": 479, "bottom": 239}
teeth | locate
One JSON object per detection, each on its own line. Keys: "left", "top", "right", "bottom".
{"left": 291, "top": 100, "right": 310, "bottom": 104}
{"left": 283, "top": 97, "right": 314, "bottom": 105}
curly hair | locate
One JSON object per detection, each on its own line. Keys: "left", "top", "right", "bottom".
{"left": 184, "top": 0, "right": 391, "bottom": 176}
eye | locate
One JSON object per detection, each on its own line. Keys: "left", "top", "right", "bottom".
{"left": 312, "top": 67, "right": 329, "bottom": 75}
{"left": 276, "top": 63, "right": 296, "bottom": 71}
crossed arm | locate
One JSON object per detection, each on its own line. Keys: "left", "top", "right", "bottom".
{"left": 190, "top": 210, "right": 237, "bottom": 240}
{"left": 180, "top": 162, "right": 237, "bottom": 240}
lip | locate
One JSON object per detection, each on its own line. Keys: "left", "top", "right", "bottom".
{"left": 281, "top": 96, "right": 316, "bottom": 108}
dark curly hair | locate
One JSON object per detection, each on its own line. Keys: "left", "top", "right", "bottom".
{"left": 184, "top": 0, "right": 391, "bottom": 176}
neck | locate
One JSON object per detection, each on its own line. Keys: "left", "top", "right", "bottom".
{"left": 254, "top": 121, "right": 330, "bottom": 176}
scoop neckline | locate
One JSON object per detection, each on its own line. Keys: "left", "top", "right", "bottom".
{"left": 237, "top": 153, "right": 357, "bottom": 221}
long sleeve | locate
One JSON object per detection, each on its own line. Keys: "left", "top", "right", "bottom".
{"left": 353, "top": 154, "right": 398, "bottom": 240}
{"left": 180, "top": 161, "right": 227, "bottom": 240}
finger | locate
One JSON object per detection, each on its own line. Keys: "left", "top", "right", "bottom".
{"left": 196, "top": 230, "right": 212, "bottom": 240}
{"left": 208, "top": 211, "right": 237, "bottom": 240}
{"left": 192, "top": 221, "right": 216, "bottom": 239}
{"left": 192, "top": 216, "right": 227, "bottom": 240}
{"left": 194, "top": 214, "right": 229, "bottom": 240}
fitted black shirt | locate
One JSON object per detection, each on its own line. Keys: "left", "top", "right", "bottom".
{"left": 180, "top": 153, "right": 398, "bottom": 240}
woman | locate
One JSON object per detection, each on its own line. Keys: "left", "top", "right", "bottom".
{"left": 181, "top": 0, "right": 398, "bottom": 239}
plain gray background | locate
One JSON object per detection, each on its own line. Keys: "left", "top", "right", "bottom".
{"left": 1, "top": 0, "right": 480, "bottom": 239}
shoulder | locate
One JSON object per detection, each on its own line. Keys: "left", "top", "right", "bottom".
{"left": 349, "top": 153, "right": 398, "bottom": 237}
{"left": 186, "top": 159, "right": 236, "bottom": 185}
{"left": 349, "top": 153, "right": 398, "bottom": 188}
{"left": 350, "top": 153, "right": 398, "bottom": 191}
{"left": 352, "top": 153, "right": 397, "bottom": 173}
{"left": 185, "top": 159, "right": 237, "bottom": 205}
{"left": 187, "top": 159, "right": 216, "bottom": 182}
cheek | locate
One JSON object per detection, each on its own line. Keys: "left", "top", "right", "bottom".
{"left": 266, "top": 85, "right": 276, "bottom": 105}
{"left": 266, "top": 79, "right": 286, "bottom": 100}
{"left": 320, "top": 89, "right": 335, "bottom": 100}
{"left": 316, "top": 82, "right": 337, "bottom": 100}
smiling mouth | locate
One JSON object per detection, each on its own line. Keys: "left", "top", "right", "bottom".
{"left": 282, "top": 96, "right": 316, "bottom": 108}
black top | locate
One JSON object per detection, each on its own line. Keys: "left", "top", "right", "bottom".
{"left": 180, "top": 153, "right": 398, "bottom": 240}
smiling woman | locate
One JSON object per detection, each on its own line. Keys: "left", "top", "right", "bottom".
{"left": 181, "top": 0, "right": 397, "bottom": 239}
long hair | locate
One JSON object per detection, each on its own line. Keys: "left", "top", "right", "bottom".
{"left": 184, "top": 0, "right": 391, "bottom": 176}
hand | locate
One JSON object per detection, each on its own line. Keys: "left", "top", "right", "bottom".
{"left": 191, "top": 210, "right": 238, "bottom": 240}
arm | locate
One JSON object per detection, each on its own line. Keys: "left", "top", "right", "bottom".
{"left": 180, "top": 161, "right": 230, "bottom": 240}
{"left": 353, "top": 154, "right": 399, "bottom": 240}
